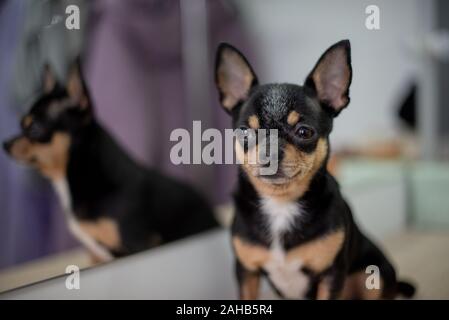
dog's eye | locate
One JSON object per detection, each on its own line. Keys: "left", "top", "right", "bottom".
{"left": 296, "top": 125, "right": 315, "bottom": 140}
{"left": 237, "top": 126, "right": 256, "bottom": 148}
{"left": 238, "top": 126, "right": 256, "bottom": 138}
{"left": 239, "top": 126, "right": 249, "bottom": 136}
{"left": 27, "top": 122, "right": 46, "bottom": 140}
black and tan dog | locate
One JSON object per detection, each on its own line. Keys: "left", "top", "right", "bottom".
{"left": 215, "top": 40, "right": 415, "bottom": 299}
{"left": 3, "top": 61, "right": 217, "bottom": 262}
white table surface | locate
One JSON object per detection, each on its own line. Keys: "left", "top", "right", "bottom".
{"left": 0, "top": 228, "right": 240, "bottom": 300}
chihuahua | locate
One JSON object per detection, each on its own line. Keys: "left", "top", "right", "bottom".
{"left": 4, "top": 61, "right": 217, "bottom": 262}
{"left": 214, "top": 40, "right": 415, "bottom": 299}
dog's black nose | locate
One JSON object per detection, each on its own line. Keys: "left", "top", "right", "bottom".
{"left": 3, "top": 141, "right": 12, "bottom": 152}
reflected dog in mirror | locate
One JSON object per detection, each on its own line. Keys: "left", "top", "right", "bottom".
{"left": 3, "top": 60, "right": 217, "bottom": 262}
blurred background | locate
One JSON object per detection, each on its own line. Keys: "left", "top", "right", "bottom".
{"left": 0, "top": 0, "right": 448, "bottom": 298}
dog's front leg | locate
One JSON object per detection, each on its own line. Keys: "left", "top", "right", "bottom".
{"left": 316, "top": 269, "right": 346, "bottom": 300}
{"left": 235, "top": 259, "right": 261, "bottom": 300}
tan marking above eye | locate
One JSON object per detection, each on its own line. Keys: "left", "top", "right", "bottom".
{"left": 78, "top": 218, "right": 122, "bottom": 250}
{"left": 22, "top": 116, "right": 33, "bottom": 129}
{"left": 287, "top": 111, "right": 300, "bottom": 126}
{"left": 248, "top": 115, "right": 260, "bottom": 129}
{"left": 286, "top": 229, "right": 345, "bottom": 273}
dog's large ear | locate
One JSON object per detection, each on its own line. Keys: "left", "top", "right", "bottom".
{"left": 305, "top": 40, "right": 352, "bottom": 116}
{"left": 42, "top": 64, "right": 58, "bottom": 93}
{"left": 215, "top": 43, "right": 258, "bottom": 113}
{"left": 66, "top": 58, "right": 91, "bottom": 110}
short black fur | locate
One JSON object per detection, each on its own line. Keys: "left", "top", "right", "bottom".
{"left": 215, "top": 40, "right": 415, "bottom": 299}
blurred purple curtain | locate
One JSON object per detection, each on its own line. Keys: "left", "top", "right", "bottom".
{"left": 0, "top": 0, "right": 257, "bottom": 269}
{"left": 0, "top": 0, "right": 77, "bottom": 269}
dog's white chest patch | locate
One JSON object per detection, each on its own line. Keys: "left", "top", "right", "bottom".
{"left": 52, "top": 178, "right": 113, "bottom": 262}
{"left": 260, "top": 197, "right": 309, "bottom": 298}
{"left": 260, "top": 197, "right": 302, "bottom": 237}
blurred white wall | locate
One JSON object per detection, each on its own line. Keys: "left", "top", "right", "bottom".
{"left": 237, "top": 0, "right": 430, "bottom": 149}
